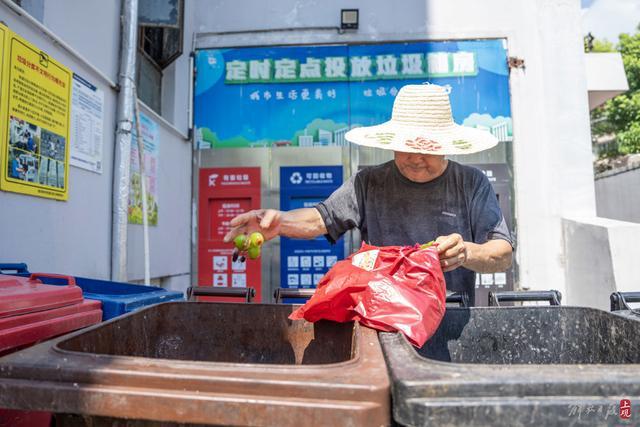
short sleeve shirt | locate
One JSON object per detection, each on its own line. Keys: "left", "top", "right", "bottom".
{"left": 315, "top": 160, "right": 513, "bottom": 294}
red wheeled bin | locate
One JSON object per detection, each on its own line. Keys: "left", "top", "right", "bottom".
{"left": 0, "top": 273, "right": 103, "bottom": 427}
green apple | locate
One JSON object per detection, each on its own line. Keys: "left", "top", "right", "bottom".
{"left": 234, "top": 234, "right": 247, "bottom": 250}
{"left": 247, "top": 245, "right": 261, "bottom": 260}
{"left": 248, "top": 232, "right": 265, "bottom": 248}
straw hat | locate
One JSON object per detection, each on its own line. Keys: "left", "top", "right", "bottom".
{"left": 345, "top": 84, "right": 499, "bottom": 155}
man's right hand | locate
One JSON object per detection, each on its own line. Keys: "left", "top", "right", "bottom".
{"left": 223, "top": 209, "right": 282, "bottom": 243}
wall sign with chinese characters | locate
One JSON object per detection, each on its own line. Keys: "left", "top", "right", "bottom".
{"left": 224, "top": 51, "right": 476, "bottom": 84}
{"left": 197, "top": 167, "right": 263, "bottom": 302}
{"left": 194, "top": 39, "right": 511, "bottom": 149}
{"left": 0, "top": 24, "right": 72, "bottom": 200}
{"left": 280, "top": 166, "right": 344, "bottom": 297}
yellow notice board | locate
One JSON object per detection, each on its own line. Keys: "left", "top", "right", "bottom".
{"left": 0, "top": 27, "right": 72, "bottom": 200}
{"left": 0, "top": 24, "right": 8, "bottom": 183}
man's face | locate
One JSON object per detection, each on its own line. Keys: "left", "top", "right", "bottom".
{"left": 394, "top": 151, "right": 447, "bottom": 183}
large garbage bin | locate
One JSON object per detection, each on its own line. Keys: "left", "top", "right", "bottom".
{"left": 0, "top": 263, "right": 184, "bottom": 320}
{"left": 0, "top": 274, "right": 102, "bottom": 427}
{"left": 0, "top": 302, "right": 390, "bottom": 426}
{"left": 380, "top": 306, "right": 640, "bottom": 427}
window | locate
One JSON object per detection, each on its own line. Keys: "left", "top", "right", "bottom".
{"left": 136, "top": 0, "right": 184, "bottom": 115}
{"left": 11, "top": 0, "right": 44, "bottom": 23}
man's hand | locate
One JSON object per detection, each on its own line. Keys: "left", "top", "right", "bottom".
{"left": 435, "top": 234, "right": 513, "bottom": 273}
{"left": 435, "top": 233, "right": 467, "bottom": 272}
{"left": 223, "top": 209, "right": 282, "bottom": 243}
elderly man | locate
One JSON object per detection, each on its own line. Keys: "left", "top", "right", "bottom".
{"left": 224, "top": 84, "right": 513, "bottom": 305}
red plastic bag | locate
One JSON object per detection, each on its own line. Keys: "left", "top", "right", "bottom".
{"left": 289, "top": 242, "right": 447, "bottom": 347}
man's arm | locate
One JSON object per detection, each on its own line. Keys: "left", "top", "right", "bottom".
{"left": 223, "top": 208, "right": 326, "bottom": 243}
{"left": 435, "top": 233, "right": 512, "bottom": 273}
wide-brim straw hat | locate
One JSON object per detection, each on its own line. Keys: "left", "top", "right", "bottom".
{"left": 345, "top": 84, "right": 499, "bottom": 155}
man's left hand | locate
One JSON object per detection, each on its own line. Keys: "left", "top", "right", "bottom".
{"left": 435, "top": 233, "right": 467, "bottom": 272}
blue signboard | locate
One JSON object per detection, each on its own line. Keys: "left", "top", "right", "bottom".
{"left": 280, "top": 166, "right": 344, "bottom": 296}
{"left": 194, "top": 40, "right": 512, "bottom": 149}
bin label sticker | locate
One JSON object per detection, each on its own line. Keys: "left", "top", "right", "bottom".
{"left": 213, "top": 256, "right": 227, "bottom": 272}
{"left": 287, "top": 274, "right": 299, "bottom": 286}
{"left": 231, "top": 273, "right": 246, "bottom": 288}
{"left": 213, "top": 273, "right": 227, "bottom": 287}
{"left": 231, "top": 258, "right": 246, "bottom": 271}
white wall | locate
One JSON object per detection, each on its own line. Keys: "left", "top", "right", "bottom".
{"left": 595, "top": 167, "right": 640, "bottom": 223}
{"left": 0, "top": 1, "right": 193, "bottom": 291}
{"left": 192, "top": 0, "right": 597, "bottom": 301}
{"left": 43, "top": 0, "right": 120, "bottom": 82}
{"left": 127, "top": 103, "right": 191, "bottom": 286}
{"left": 0, "top": 2, "right": 118, "bottom": 279}
{"left": 564, "top": 217, "right": 640, "bottom": 310}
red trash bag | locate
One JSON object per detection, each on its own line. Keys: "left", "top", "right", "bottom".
{"left": 289, "top": 242, "right": 447, "bottom": 347}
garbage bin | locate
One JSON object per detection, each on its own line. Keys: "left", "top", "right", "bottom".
{"left": 0, "top": 263, "right": 184, "bottom": 320}
{"left": 611, "top": 291, "right": 640, "bottom": 321}
{"left": 0, "top": 302, "right": 390, "bottom": 426}
{"left": 380, "top": 306, "right": 640, "bottom": 427}
{"left": 0, "top": 274, "right": 103, "bottom": 427}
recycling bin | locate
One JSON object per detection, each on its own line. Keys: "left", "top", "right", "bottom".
{"left": 0, "top": 273, "right": 102, "bottom": 427}
{"left": 0, "top": 302, "right": 390, "bottom": 426}
{"left": 380, "top": 306, "right": 640, "bottom": 427}
{"left": 0, "top": 263, "right": 184, "bottom": 320}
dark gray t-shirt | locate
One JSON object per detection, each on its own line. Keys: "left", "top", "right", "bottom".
{"left": 315, "top": 160, "right": 512, "bottom": 295}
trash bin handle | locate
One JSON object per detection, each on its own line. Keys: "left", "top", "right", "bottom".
{"left": 0, "top": 263, "right": 30, "bottom": 274}
{"left": 273, "top": 288, "right": 316, "bottom": 303}
{"left": 610, "top": 292, "right": 640, "bottom": 311}
{"left": 29, "top": 273, "right": 77, "bottom": 287}
{"left": 445, "top": 292, "right": 470, "bottom": 307}
{"left": 488, "top": 290, "right": 562, "bottom": 306}
{"left": 187, "top": 286, "right": 256, "bottom": 302}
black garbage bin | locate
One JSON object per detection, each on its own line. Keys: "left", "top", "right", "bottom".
{"left": 0, "top": 302, "right": 390, "bottom": 426}
{"left": 380, "top": 306, "right": 640, "bottom": 426}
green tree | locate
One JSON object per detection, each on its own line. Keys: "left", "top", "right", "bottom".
{"left": 590, "top": 25, "right": 640, "bottom": 155}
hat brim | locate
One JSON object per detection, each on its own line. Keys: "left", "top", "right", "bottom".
{"left": 345, "top": 120, "right": 499, "bottom": 155}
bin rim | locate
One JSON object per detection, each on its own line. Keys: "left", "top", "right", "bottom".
{"left": 381, "top": 304, "right": 640, "bottom": 371}
{"left": 51, "top": 301, "right": 370, "bottom": 372}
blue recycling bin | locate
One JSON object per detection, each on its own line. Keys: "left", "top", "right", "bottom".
{"left": 0, "top": 263, "right": 184, "bottom": 320}
{"left": 279, "top": 166, "right": 344, "bottom": 303}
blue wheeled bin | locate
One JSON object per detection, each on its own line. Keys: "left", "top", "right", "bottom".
{"left": 0, "top": 263, "right": 184, "bottom": 320}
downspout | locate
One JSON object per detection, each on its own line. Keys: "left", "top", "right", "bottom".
{"left": 111, "top": 0, "right": 138, "bottom": 282}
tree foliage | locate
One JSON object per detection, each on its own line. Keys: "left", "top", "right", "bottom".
{"left": 590, "top": 25, "right": 640, "bottom": 155}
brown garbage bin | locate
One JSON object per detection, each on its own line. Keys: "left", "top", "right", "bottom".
{"left": 0, "top": 302, "right": 390, "bottom": 426}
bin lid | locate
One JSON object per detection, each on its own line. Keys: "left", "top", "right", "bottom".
{"left": 0, "top": 274, "right": 83, "bottom": 319}
{"left": 0, "top": 299, "right": 102, "bottom": 355}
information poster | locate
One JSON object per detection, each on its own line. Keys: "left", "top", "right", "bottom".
{"left": 70, "top": 73, "right": 104, "bottom": 173}
{"left": 0, "top": 28, "right": 72, "bottom": 200}
{"left": 128, "top": 111, "right": 159, "bottom": 225}
{"left": 194, "top": 40, "right": 512, "bottom": 149}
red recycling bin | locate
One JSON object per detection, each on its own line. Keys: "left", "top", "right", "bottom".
{"left": 0, "top": 274, "right": 103, "bottom": 426}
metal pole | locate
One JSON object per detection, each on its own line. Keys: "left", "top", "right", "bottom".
{"left": 111, "top": 0, "right": 139, "bottom": 282}
{"left": 134, "top": 93, "right": 151, "bottom": 286}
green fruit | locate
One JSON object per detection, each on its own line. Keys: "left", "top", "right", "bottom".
{"left": 248, "top": 232, "right": 265, "bottom": 248}
{"left": 247, "top": 246, "right": 261, "bottom": 260}
{"left": 234, "top": 234, "right": 247, "bottom": 250}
